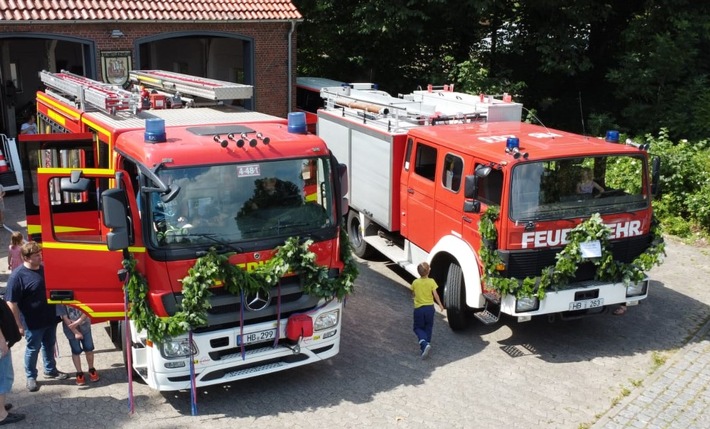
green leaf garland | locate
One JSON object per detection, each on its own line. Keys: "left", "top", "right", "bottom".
{"left": 479, "top": 206, "right": 665, "bottom": 300}
{"left": 123, "top": 229, "right": 358, "bottom": 343}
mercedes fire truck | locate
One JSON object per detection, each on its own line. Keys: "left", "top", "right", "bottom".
{"left": 19, "top": 69, "right": 349, "bottom": 390}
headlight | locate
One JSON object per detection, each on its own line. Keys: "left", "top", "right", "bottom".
{"left": 626, "top": 280, "right": 648, "bottom": 297}
{"left": 314, "top": 310, "right": 340, "bottom": 331}
{"left": 516, "top": 297, "right": 539, "bottom": 313}
{"left": 161, "top": 338, "right": 197, "bottom": 359}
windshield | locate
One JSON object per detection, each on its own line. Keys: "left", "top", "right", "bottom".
{"left": 510, "top": 155, "right": 648, "bottom": 221}
{"left": 148, "top": 157, "right": 336, "bottom": 248}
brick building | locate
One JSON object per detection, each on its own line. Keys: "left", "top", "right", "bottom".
{"left": 0, "top": 0, "right": 302, "bottom": 136}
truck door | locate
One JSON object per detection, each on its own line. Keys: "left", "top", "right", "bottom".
{"left": 402, "top": 139, "right": 437, "bottom": 251}
{"left": 462, "top": 163, "right": 504, "bottom": 251}
{"left": 19, "top": 133, "right": 139, "bottom": 321}
{"left": 435, "top": 153, "right": 466, "bottom": 240}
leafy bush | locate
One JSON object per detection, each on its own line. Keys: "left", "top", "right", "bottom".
{"left": 643, "top": 129, "right": 710, "bottom": 239}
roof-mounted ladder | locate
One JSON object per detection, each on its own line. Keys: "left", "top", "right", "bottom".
{"left": 320, "top": 84, "right": 524, "bottom": 129}
{"left": 129, "top": 70, "right": 253, "bottom": 101}
{"left": 40, "top": 70, "right": 141, "bottom": 115}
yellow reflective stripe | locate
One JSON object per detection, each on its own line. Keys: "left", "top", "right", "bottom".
{"left": 54, "top": 226, "right": 94, "bottom": 233}
{"left": 47, "top": 301, "right": 125, "bottom": 318}
{"left": 27, "top": 224, "right": 41, "bottom": 235}
{"left": 40, "top": 242, "right": 146, "bottom": 253}
{"left": 38, "top": 167, "right": 115, "bottom": 175}
{"left": 47, "top": 110, "right": 67, "bottom": 127}
{"left": 305, "top": 194, "right": 317, "bottom": 202}
{"left": 38, "top": 93, "right": 81, "bottom": 120}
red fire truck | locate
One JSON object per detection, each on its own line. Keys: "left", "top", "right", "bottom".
{"left": 317, "top": 84, "right": 661, "bottom": 329}
{"left": 19, "top": 69, "right": 349, "bottom": 391}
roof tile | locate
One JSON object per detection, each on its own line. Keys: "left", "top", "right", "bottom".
{"left": 0, "top": 0, "right": 302, "bottom": 22}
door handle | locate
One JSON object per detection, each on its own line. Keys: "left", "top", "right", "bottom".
{"left": 407, "top": 188, "right": 414, "bottom": 194}
{"left": 49, "top": 290, "right": 74, "bottom": 301}
{"left": 462, "top": 216, "right": 472, "bottom": 223}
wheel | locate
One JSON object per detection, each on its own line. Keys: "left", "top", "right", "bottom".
{"left": 347, "top": 210, "right": 373, "bottom": 259}
{"left": 443, "top": 262, "right": 469, "bottom": 330}
{"left": 109, "top": 321, "right": 122, "bottom": 349}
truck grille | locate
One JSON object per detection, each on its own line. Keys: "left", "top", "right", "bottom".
{"left": 162, "top": 275, "right": 321, "bottom": 332}
{"left": 500, "top": 234, "right": 652, "bottom": 281}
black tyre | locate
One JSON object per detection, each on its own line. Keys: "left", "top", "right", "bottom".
{"left": 347, "top": 210, "right": 373, "bottom": 259}
{"left": 109, "top": 320, "right": 122, "bottom": 349}
{"left": 443, "top": 262, "right": 469, "bottom": 330}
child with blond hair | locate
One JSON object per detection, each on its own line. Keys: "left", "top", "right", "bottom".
{"left": 7, "top": 232, "right": 24, "bottom": 272}
{"left": 411, "top": 262, "right": 445, "bottom": 359}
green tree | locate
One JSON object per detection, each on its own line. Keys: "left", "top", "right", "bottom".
{"left": 607, "top": 1, "right": 710, "bottom": 140}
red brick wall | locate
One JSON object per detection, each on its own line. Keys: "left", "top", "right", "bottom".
{"left": 0, "top": 22, "right": 298, "bottom": 118}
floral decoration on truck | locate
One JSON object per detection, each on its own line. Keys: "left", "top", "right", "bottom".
{"left": 124, "top": 230, "right": 358, "bottom": 343}
{"left": 479, "top": 206, "right": 666, "bottom": 300}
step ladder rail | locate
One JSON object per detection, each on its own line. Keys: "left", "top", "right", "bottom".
{"left": 473, "top": 292, "right": 502, "bottom": 325}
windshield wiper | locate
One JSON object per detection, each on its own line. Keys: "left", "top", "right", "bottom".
{"left": 182, "top": 232, "right": 244, "bottom": 255}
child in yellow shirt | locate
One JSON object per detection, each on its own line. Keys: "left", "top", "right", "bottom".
{"left": 412, "top": 262, "right": 445, "bottom": 359}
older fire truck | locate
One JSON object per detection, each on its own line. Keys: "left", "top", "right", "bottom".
{"left": 317, "top": 84, "right": 660, "bottom": 329}
{"left": 19, "top": 69, "right": 349, "bottom": 391}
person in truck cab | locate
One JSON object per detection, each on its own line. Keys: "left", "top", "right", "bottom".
{"left": 576, "top": 168, "right": 604, "bottom": 196}
{"left": 239, "top": 177, "right": 302, "bottom": 214}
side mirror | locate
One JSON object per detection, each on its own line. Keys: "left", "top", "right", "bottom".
{"left": 464, "top": 175, "right": 477, "bottom": 199}
{"left": 102, "top": 188, "right": 130, "bottom": 250}
{"left": 59, "top": 170, "right": 91, "bottom": 193}
{"left": 465, "top": 164, "right": 492, "bottom": 199}
{"left": 341, "top": 197, "right": 349, "bottom": 216}
{"left": 338, "top": 163, "right": 349, "bottom": 196}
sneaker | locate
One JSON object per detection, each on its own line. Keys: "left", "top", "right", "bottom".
{"left": 44, "top": 370, "right": 69, "bottom": 380}
{"left": 26, "top": 378, "right": 38, "bottom": 392}
{"left": 89, "top": 369, "right": 100, "bottom": 383}
{"left": 421, "top": 343, "right": 432, "bottom": 360}
{"left": 75, "top": 373, "right": 86, "bottom": 386}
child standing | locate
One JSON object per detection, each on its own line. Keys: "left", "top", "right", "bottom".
{"left": 412, "top": 262, "right": 444, "bottom": 359}
{"left": 7, "top": 232, "right": 24, "bottom": 272}
{"left": 56, "top": 305, "right": 99, "bottom": 385}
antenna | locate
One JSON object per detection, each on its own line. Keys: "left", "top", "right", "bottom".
{"left": 522, "top": 106, "right": 553, "bottom": 137}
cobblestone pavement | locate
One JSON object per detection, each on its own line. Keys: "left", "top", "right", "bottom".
{"left": 1, "top": 191, "right": 710, "bottom": 428}
{"left": 592, "top": 316, "right": 710, "bottom": 429}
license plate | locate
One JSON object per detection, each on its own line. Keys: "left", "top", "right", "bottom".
{"left": 568, "top": 298, "right": 604, "bottom": 311}
{"left": 237, "top": 329, "right": 276, "bottom": 346}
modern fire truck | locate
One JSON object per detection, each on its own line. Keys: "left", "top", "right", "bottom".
{"left": 317, "top": 84, "right": 660, "bottom": 329}
{"left": 19, "top": 69, "right": 349, "bottom": 391}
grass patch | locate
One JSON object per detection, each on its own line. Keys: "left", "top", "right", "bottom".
{"left": 651, "top": 351, "right": 668, "bottom": 372}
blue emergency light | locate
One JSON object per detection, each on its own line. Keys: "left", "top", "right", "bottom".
{"left": 288, "top": 112, "right": 307, "bottom": 134}
{"left": 145, "top": 118, "right": 166, "bottom": 143}
{"left": 605, "top": 130, "right": 620, "bottom": 143}
{"left": 506, "top": 137, "right": 520, "bottom": 150}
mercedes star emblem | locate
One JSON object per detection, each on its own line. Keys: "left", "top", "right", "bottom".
{"left": 244, "top": 289, "right": 271, "bottom": 312}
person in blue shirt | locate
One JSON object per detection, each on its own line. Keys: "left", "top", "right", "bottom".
{"left": 5, "top": 242, "right": 68, "bottom": 393}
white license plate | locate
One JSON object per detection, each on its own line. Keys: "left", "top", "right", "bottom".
{"left": 568, "top": 298, "right": 604, "bottom": 311}
{"left": 237, "top": 329, "right": 276, "bottom": 346}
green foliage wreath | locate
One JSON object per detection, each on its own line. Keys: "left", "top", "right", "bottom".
{"left": 479, "top": 206, "right": 665, "bottom": 300}
{"left": 123, "top": 230, "right": 358, "bottom": 343}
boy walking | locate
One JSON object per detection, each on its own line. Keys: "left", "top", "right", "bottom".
{"left": 56, "top": 305, "right": 99, "bottom": 385}
{"left": 412, "top": 262, "right": 444, "bottom": 359}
